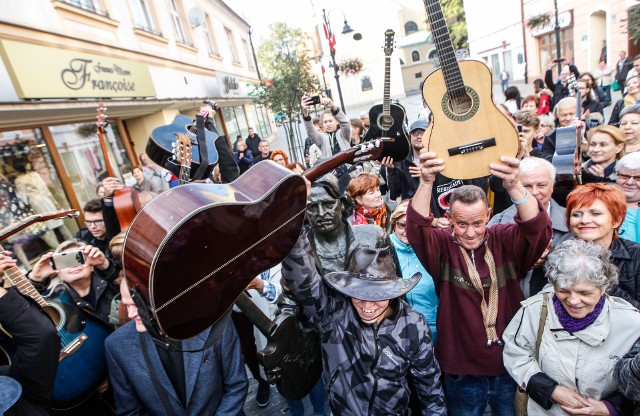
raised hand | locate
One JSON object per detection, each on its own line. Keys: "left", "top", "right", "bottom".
{"left": 82, "top": 245, "right": 109, "bottom": 271}
{"left": 380, "top": 156, "right": 395, "bottom": 170}
{"left": 417, "top": 150, "right": 444, "bottom": 184}
{"left": 489, "top": 156, "right": 522, "bottom": 191}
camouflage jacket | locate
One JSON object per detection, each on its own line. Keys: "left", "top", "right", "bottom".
{"left": 282, "top": 233, "right": 447, "bottom": 415}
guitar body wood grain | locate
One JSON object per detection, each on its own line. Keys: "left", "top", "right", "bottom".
{"left": 422, "top": 60, "right": 519, "bottom": 179}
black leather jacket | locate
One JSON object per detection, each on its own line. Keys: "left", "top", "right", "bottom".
{"left": 609, "top": 237, "right": 640, "bottom": 310}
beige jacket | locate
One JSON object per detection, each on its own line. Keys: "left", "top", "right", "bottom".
{"left": 503, "top": 288, "right": 640, "bottom": 415}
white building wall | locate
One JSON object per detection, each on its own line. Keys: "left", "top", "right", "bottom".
{"left": 464, "top": 0, "right": 526, "bottom": 82}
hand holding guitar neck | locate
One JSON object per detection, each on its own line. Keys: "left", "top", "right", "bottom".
{"left": 101, "top": 176, "right": 124, "bottom": 198}
{"left": 417, "top": 150, "right": 444, "bottom": 184}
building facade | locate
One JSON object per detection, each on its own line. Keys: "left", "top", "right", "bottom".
{"left": 465, "top": 0, "right": 527, "bottom": 83}
{"left": 522, "top": 0, "right": 637, "bottom": 82}
{"left": 0, "top": 0, "right": 269, "bottom": 269}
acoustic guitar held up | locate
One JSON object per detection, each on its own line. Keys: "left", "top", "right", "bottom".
{"left": 421, "top": 0, "right": 518, "bottom": 179}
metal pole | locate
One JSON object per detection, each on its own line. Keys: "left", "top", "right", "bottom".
{"left": 331, "top": 49, "right": 346, "bottom": 111}
{"left": 322, "top": 9, "right": 346, "bottom": 112}
{"left": 553, "top": 0, "right": 562, "bottom": 74}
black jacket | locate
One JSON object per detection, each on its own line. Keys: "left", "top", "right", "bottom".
{"left": 0, "top": 288, "right": 60, "bottom": 416}
{"left": 544, "top": 65, "right": 579, "bottom": 109}
{"left": 204, "top": 119, "right": 240, "bottom": 183}
{"left": 609, "top": 237, "right": 640, "bottom": 310}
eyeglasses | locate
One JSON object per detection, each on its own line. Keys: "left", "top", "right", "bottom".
{"left": 395, "top": 221, "right": 406, "bottom": 230}
{"left": 85, "top": 219, "right": 104, "bottom": 226}
{"left": 617, "top": 173, "right": 640, "bottom": 182}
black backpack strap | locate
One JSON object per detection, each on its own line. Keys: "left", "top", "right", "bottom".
{"left": 139, "top": 333, "right": 178, "bottom": 416}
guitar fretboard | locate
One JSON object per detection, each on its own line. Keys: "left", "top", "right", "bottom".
{"left": 424, "top": 0, "right": 465, "bottom": 94}
{"left": 4, "top": 266, "right": 48, "bottom": 309}
{"left": 383, "top": 54, "right": 391, "bottom": 116}
{"left": 179, "top": 165, "right": 191, "bottom": 185}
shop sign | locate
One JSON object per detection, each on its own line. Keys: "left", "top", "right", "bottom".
{"left": 216, "top": 71, "right": 247, "bottom": 98}
{"left": 0, "top": 40, "right": 156, "bottom": 99}
{"left": 531, "top": 11, "right": 572, "bottom": 37}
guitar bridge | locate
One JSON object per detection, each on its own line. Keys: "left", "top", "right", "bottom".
{"left": 448, "top": 138, "right": 496, "bottom": 156}
{"left": 59, "top": 333, "right": 88, "bottom": 362}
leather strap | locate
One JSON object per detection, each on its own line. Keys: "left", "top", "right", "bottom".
{"left": 535, "top": 293, "right": 548, "bottom": 360}
{"left": 140, "top": 333, "right": 178, "bottom": 416}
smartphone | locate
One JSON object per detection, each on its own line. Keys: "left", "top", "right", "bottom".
{"left": 309, "top": 95, "right": 321, "bottom": 105}
{"left": 50, "top": 250, "right": 86, "bottom": 270}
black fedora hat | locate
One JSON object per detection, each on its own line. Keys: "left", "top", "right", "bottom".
{"left": 323, "top": 245, "right": 421, "bottom": 301}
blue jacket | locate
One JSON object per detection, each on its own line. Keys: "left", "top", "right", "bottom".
{"left": 105, "top": 318, "right": 247, "bottom": 415}
{"left": 390, "top": 233, "right": 438, "bottom": 341}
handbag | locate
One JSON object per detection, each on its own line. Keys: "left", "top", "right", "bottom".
{"left": 514, "top": 293, "right": 548, "bottom": 416}
{"left": 612, "top": 79, "right": 620, "bottom": 92}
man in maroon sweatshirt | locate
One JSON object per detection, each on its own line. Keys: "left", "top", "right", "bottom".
{"left": 406, "top": 151, "right": 552, "bottom": 416}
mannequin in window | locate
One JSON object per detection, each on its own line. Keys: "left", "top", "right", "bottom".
{"left": 13, "top": 158, "right": 72, "bottom": 243}
{"left": 0, "top": 173, "right": 57, "bottom": 268}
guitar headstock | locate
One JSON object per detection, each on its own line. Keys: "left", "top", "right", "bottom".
{"left": 173, "top": 134, "right": 193, "bottom": 168}
{"left": 354, "top": 139, "right": 385, "bottom": 162}
{"left": 567, "top": 73, "right": 579, "bottom": 96}
{"left": 383, "top": 29, "right": 395, "bottom": 57}
{"left": 96, "top": 103, "right": 108, "bottom": 131}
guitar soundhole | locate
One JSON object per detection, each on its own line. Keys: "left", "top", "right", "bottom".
{"left": 379, "top": 114, "right": 394, "bottom": 130}
{"left": 448, "top": 92, "right": 473, "bottom": 115}
{"left": 441, "top": 86, "right": 480, "bottom": 122}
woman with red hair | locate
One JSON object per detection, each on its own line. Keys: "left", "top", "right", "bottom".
{"left": 270, "top": 149, "right": 289, "bottom": 166}
{"left": 346, "top": 172, "right": 390, "bottom": 231}
{"left": 566, "top": 183, "right": 640, "bottom": 308}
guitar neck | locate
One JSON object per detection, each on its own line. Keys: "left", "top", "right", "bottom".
{"left": 179, "top": 165, "right": 191, "bottom": 186}
{"left": 235, "top": 292, "right": 276, "bottom": 337}
{"left": 303, "top": 148, "right": 358, "bottom": 182}
{"left": 423, "top": 0, "right": 464, "bottom": 93}
{"left": 383, "top": 55, "right": 391, "bottom": 115}
{"left": 3, "top": 266, "right": 50, "bottom": 310}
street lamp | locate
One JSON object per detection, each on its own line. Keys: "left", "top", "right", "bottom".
{"left": 322, "top": 8, "right": 355, "bottom": 112}
{"left": 553, "top": 0, "right": 563, "bottom": 73}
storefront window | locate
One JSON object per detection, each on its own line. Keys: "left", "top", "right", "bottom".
{"left": 252, "top": 104, "right": 272, "bottom": 138}
{"left": 48, "top": 120, "right": 132, "bottom": 210}
{"left": 0, "top": 128, "right": 78, "bottom": 270}
{"left": 222, "top": 105, "right": 250, "bottom": 139}
{"left": 538, "top": 28, "right": 574, "bottom": 74}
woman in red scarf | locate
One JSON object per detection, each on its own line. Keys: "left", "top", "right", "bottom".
{"left": 347, "top": 172, "right": 390, "bottom": 231}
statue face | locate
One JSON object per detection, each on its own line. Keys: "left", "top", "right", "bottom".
{"left": 307, "top": 186, "right": 342, "bottom": 234}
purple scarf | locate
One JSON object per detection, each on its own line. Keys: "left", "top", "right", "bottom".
{"left": 552, "top": 294, "right": 606, "bottom": 334}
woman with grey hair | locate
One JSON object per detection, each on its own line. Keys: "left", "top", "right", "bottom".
{"left": 503, "top": 238, "right": 640, "bottom": 415}
{"left": 620, "top": 104, "right": 640, "bottom": 153}
{"left": 616, "top": 152, "right": 640, "bottom": 242}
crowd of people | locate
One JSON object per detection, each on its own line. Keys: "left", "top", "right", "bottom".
{"left": 0, "top": 49, "right": 640, "bottom": 416}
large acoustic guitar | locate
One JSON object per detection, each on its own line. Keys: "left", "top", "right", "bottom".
{"left": 362, "top": 29, "right": 410, "bottom": 162}
{"left": 236, "top": 292, "right": 321, "bottom": 400}
{"left": 0, "top": 211, "right": 113, "bottom": 410}
{"left": 421, "top": 0, "right": 518, "bottom": 179}
{"left": 146, "top": 100, "right": 219, "bottom": 181}
{"left": 96, "top": 104, "right": 141, "bottom": 230}
{"left": 123, "top": 140, "right": 387, "bottom": 340}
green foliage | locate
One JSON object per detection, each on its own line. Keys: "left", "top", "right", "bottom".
{"left": 425, "top": 0, "right": 468, "bottom": 49}
{"left": 254, "top": 22, "right": 320, "bottom": 118}
{"left": 629, "top": 6, "right": 640, "bottom": 46}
